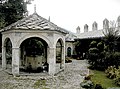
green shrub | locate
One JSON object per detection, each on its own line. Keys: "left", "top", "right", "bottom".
{"left": 95, "top": 84, "right": 104, "bottom": 89}
{"left": 80, "top": 75, "right": 94, "bottom": 89}
{"left": 105, "top": 66, "right": 117, "bottom": 79}
{"left": 88, "top": 50, "right": 107, "bottom": 70}
{"left": 114, "top": 66, "right": 120, "bottom": 86}
{"left": 88, "top": 47, "right": 100, "bottom": 70}
{"left": 80, "top": 80, "right": 94, "bottom": 89}
{"left": 89, "top": 48, "right": 99, "bottom": 53}
{"left": 104, "top": 52, "right": 120, "bottom": 68}
{"left": 114, "top": 76, "right": 120, "bottom": 86}
{"left": 97, "top": 42, "right": 104, "bottom": 52}
{"left": 88, "top": 40, "right": 120, "bottom": 70}
{"left": 112, "top": 52, "right": 120, "bottom": 67}
{"left": 88, "top": 53, "right": 98, "bottom": 67}
{"left": 90, "top": 41, "right": 97, "bottom": 48}
{"left": 104, "top": 45, "right": 109, "bottom": 52}
{"left": 105, "top": 66, "right": 120, "bottom": 86}
{"left": 84, "top": 75, "right": 92, "bottom": 80}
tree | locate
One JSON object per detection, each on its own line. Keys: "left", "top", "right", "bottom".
{"left": 74, "top": 41, "right": 81, "bottom": 59}
{"left": 74, "top": 40, "right": 86, "bottom": 59}
{"left": 0, "top": 0, "right": 34, "bottom": 29}
{"left": 103, "top": 21, "right": 119, "bottom": 52}
{"left": 0, "top": 0, "right": 34, "bottom": 53}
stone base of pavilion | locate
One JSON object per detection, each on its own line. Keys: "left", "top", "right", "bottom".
{"left": 1, "top": 63, "right": 64, "bottom": 76}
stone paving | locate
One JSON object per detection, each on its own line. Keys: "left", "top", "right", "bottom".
{"left": 0, "top": 59, "right": 89, "bottom": 89}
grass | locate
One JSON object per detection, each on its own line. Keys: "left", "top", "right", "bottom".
{"left": 90, "top": 70, "right": 119, "bottom": 89}
{"left": 33, "top": 79, "right": 49, "bottom": 89}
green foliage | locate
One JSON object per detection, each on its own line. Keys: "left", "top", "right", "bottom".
{"left": 89, "top": 48, "right": 99, "bottom": 53}
{"left": 91, "top": 70, "right": 118, "bottom": 88}
{"left": 88, "top": 42, "right": 105, "bottom": 70}
{"left": 114, "top": 67, "right": 120, "bottom": 86}
{"left": 107, "top": 87, "right": 120, "bottom": 89}
{"left": 80, "top": 80, "right": 94, "bottom": 89}
{"left": 88, "top": 51, "right": 120, "bottom": 70}
{"left": 74, "top": 41, "right": 83, "bottom": 59}
{"left": 87, "top": 23, "right": 120, "bottom": 88}
{"left": 105, "top": 66, "right": 118, "bottom": 79}
{"left": 103, "top": 27, "right": 119, "bottom": 52}
{"left": 0, "top": 0, "right": 34, "bottom": 29}
{"left": 104, "top": 45, "right": 109, "bottom": 52}
{"left": 74, "top": 41, "right": 81, "bottom": 54}
{"left": 88, "top": 39, "right": 120, "bottom": 70}
{"left": 104, "top": 52, "right": 120, "bottom": 68}
{"left": 97, "top": 42, "right": 104, "bottom": 52}
{"left": 81, "top": 75, "right": 105, "bottom": 89}
{"left": 115, "top": 76, "right": 120, "bottom": 86}
{"left": 80, "top": 75, "right": 94, "bottom": 89}
{"left": 94, "top": 84, "right": 104, "bottom": 89}
{"left": 88, "top": 53, "right": 99, "bottom": 69}
{"left": 88, "top": 41, "right": 99, "bottom": 67}
{"left": 22, "top": 38, "right": 45, "bottom": 56}
{"left": 33, "top": 79, "right": 47, "bottom": 89}
{"left": 105, "top": 66, "right": 120, "bottom": 86}
{"left": 90, "top": 41, "right": 97, "bottom": 48}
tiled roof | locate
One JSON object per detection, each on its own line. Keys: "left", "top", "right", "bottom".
{"left": 76, "top": 29, "right": 105, "bottom": 39}
{"left": 65, "top": 31, "right": 77, "bottom": 41}
{"left": 1, "top": 13, "right": 69, "bottom": 34}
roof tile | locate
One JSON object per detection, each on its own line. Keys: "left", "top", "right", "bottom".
{"left": 1, "top": 13, "right": 69, "bottom": 34}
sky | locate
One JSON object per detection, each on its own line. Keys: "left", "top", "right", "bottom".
{"left": 27, "top": 0, "right": 120, "bottom": 33}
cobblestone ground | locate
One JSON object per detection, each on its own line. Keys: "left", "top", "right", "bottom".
{"left": 0, "top": 59, "right": 89, "bottom": 89}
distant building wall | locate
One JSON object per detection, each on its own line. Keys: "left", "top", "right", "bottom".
{"left": 65, "top": 42, "right": 75, "bottom": 57}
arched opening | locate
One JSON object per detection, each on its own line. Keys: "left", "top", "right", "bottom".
{"left": 20, "top": 37, "right": 48, "bottom": 73}
{"left": 67, "top": 47, "right": 71, "bottom": 57}
{"left": 56, "top": 39, "right": 64, "bottom": 69}
{"left": 0, "top": 33, "right": 2, "bottom": 65}
{"left": 4, "top": 38, "right": 12, "bottom": 70}
{"left": 56, "top": 39, "right": 62, "bottom": 63}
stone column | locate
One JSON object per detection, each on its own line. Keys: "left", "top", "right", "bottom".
{"left": 2, "top": 46, "right": 6, "bottom": 69}
{"left": 60, "top": 45, "right": 65, "bottom": 69}
{"left": 47, "top": 47, "right": 56, "bottom": 75}
{"left": 12, "top": 47, "right": 20, "bottom": 76}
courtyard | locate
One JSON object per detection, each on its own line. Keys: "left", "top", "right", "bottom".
{"left": 0, "top": 59, "right": 89, "bottom": 89}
